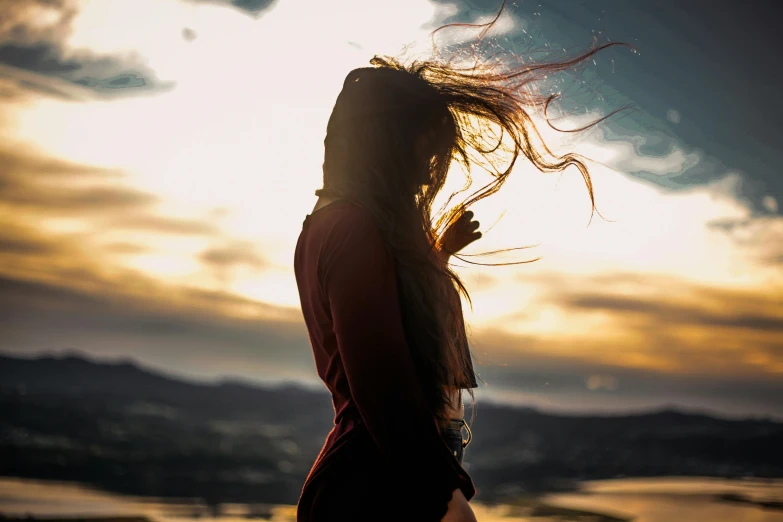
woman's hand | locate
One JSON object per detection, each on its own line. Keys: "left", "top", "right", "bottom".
{"left": 438, "top": 210, "right": 481, "bottom": 261}
{"left": 441, "top": 488, "right": 478, "bottom": 522}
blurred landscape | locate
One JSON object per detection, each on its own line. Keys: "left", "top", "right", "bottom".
{"left": 2, "top": 353, "right": 782, "bottom": 514}
{"left": 2, "top": 0, "right": 783, "bottom": 520}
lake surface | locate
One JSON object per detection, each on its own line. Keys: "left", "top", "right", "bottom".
{"left": 1, "top": 476, "right": 781, "bottom": 521}
{"left": 544, "top": 477, "right": 783, "bottom": 522}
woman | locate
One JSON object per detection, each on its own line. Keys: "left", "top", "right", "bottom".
{"left": 294, "top": 7, "right": 631, "bottom": 521}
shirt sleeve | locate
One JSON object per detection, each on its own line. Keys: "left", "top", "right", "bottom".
{"left": 321, "top": 208, "right": 476, "bottom": 517}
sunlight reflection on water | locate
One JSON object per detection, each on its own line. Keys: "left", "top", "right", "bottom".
{"left": 545, "top": 478, "right": 783, "bottom": 522}
{"left": 1, "top": 477, "right": 781, "bottom": 522}
{"left": 0, "top": 478, "right": 524, "bottom": 522}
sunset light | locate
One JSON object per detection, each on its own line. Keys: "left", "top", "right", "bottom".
{"left": 2, "top": 0, "right": 781, "bottom": 417}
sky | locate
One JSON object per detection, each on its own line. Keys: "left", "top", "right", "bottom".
{"left": 1, "top": 0, "right": 781, "bottom": 419}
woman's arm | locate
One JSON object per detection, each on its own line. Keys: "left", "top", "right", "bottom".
{"left": 443, "top": 489, "right": 478, "bottom": 522}
{"left": 322, "top": 209, "right": 475, "bottom": 519}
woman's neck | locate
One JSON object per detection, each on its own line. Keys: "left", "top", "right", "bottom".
{"left": 312, "top": 196, "right": 339, "bottom": 214}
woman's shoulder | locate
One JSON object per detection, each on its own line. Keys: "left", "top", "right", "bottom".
{"left": 315, "top": 200, "right": 380, "bottom": 236}
{"left": 314, "top": 201, "right": 391, "bottom": 264}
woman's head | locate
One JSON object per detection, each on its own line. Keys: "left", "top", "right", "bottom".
{"left": 321, "top": 66, "right": 456, "bottom": 206}
{"left": 317, "top": 5, "right": 633, "bottom": 426}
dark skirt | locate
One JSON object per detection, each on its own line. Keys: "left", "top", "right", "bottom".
{"left": 297, "top": 419, "right": 473, "bottom": 521}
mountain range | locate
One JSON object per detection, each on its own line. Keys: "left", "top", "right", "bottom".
{"left": 1, "top": 353, "right": 781, "bottom": 505}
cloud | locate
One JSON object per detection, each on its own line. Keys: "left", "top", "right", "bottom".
{"left": 561, "top": 291, "right": 783, "bottom": 334}
{"left": 199, "top": 242, "right": 269, "bottom": 284}
{"left": 0, "top": 45, "right": 173, "bottom": 96}
{"left": 0, "top": 43, "right": 81, "bottom": 73}
{"left": 0, "top": 146, "right": 156, "bottom": 213}
{"left": 0, "top": 0, "right": 77, "bottom": 46}
{"left": 0, "top": 146, "right": 119, "bottom": 179}
{"left": 4, "top": 270, "right": 781, "bottom": 419}
{"left": 468, "top": 322, "right": 783, "bottom": 418}
{"left": 186, "top": 0, "right": 277, "bottom": 17}
{"left": 0, "top": 230, "right": 63, "bottom": 257}
{"left": 585, "top": 374, "right": 617, "bottom": 391}
{"left": 105, "top": 215, "right": 218, "bottom": 235}
{"left": 0, "top": 147, "right": 236, "bottom": 294}
{"left": 0, "top": 274, "right": 311, "bottom": 383}
{"left": 200, "top": 244, "right": 268, "bottom": 269}
{"left": 5, "top": 183, "right": 156, "bottom": 212}
{"left": 1, "top": 0, "right": 781, "bottom": 418}
{"left": 0, "top": 63, "right": 88, "bottom": 101}
{"left": 706, "top": 215, "right": 783, "bottom": 269}
{"left": 467, "top": 265, "right": 783, "bottom": 380}
{"left": 0, "top": 1, "right": 171, "bottom": 96}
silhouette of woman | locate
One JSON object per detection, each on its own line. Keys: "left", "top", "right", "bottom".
{"left": 293, "top": 4, "right": 631, "bottom": 521}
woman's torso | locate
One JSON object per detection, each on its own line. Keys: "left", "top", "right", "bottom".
{"left": 309, "top": 196, "right": 464, "bottom": 429}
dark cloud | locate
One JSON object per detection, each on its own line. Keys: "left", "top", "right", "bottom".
{"left": 0, "top": 47, "right": 173, "bottom": 97}
{"left": 0, "top": 43, "right": 80, "bottom": 73}
{"left": 516, "top": 270, "right": 783, "bottom": 336}
{"left": 75, "top": 73, "right": 149, "bottom": 90}
{"left": 179, "top": 285, "right": 302, "bottom": 322}
{"left": 0, "top": 236, "right": 60, "bottom": 256}
{"left": 432, "top": 0, "right": 783, "bottom": 213}
{"left": 0, "top": 223, "right": 78, "bottom": 273}
{"left": 461, "top": 268, "right": 783, "bottom": 415}
{"left": 562, "top": 293, "right": 783, "bottom": 334}
{"left": 199, "top": 243, "right": 269, "bottom": 284}
{"left": 187, "top": 0, "right": 277, "bottom": 17}
{"left": 706, "top": 216, "right": 783, "bottom": 263}
{"left": 0, "top": 151, "right": 195, "bottom": 246}
{"left": 472, "top": 326, "right": 783, "bottom": 418}
{"left": 0, "top": 2, "right": 171, "bottom": 97}
{"left": 0, "top": 147, "right": 158, "bottom": 213}
{"left": 0, "top": 273, "right": 311, "bottom": 382}
{"left": 767, "top": 254, "right": 783, "bottom": 265}
{"left": 0, "top": 149, "right": 220, "bottom": 238}
{"left": 707, "top": 218, "right": 753, "bottom": 233}
{"left": 4, "top": 183, "right": 156, "bottom": 213}
{"left": 200, "top": 244, "right": 267, "bottom": 269}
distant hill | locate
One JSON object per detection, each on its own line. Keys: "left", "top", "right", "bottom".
{"left": 0, "top": 353, "right": 330, "bottom": 424}
{"left": 1, "top": 353, "right": 782, "bottom": 505}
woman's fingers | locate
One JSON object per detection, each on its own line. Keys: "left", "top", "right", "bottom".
{"left": 441, "top": 212, "right": 481, "bottom": 254}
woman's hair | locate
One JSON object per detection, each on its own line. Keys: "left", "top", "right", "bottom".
{"left": 317, "top": 1, "right": 634, "bottom": 426}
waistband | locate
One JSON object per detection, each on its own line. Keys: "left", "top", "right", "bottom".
{"left": 441, "top": 418, "right": 472, "bottom": 448}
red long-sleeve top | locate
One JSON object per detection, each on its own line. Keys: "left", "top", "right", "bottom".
{"left": 294, "top": 199, "right": 476, "bottom": 521}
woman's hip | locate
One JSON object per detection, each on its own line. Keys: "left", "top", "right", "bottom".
{"left": 439, "top": 418, "right": 472, "bottom": 465}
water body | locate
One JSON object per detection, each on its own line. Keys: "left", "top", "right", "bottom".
{"left": 544, "top": 478, "right": 783, "bottom": 522}
{"left": 1, "top": 477, "right": 781, "bottom": 521}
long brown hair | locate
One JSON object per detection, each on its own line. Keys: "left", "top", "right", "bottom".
{"left": 317, "top": 1, "right": 635, "bottom": 426}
